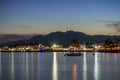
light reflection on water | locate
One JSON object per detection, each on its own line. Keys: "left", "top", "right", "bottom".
{"left": 83, "top": 52, "right": 87, "bottom": 80}
{"left": 25, "top": 53, "right": 29, "bottom": 80}
{"left": 11, "top": 52, "right": 14, "bottom": 80}
{"left": 0, "top": 52, "right": 1, "bottom": 80}
{"left": 31, "top": 53, "right": 34, "bottom": 80}
{"left": 94, "top": 52, "right": 100, "bottom": 80}
{"left": 40, "top": 53, "right": 45, "bottom": 80}
{"left": 52, "top": 52, "right": 58, "bottom": 80}
{"left": 73, "top": 64, "right": 77, "bottom": 80}
{"left": 37, "top": 53, "right": 40, "bottom": 80}
{"left": 0, "top": 52, "right": 120, "bottom": 80}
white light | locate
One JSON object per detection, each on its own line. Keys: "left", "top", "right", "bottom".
{"left": 53, "top": 44, "right": 57, "bottom": 47}
{"left": 26, "top": 48, "right": 29, "bottom": 50}
{"left": 39, "top": 44, "right": 42, "bottom": 48}
{"left": 95, "top": 46, "right": 98, "bottom": 49}
{"left": 52, "top": 44, "right": 57, "bottom": 48}
{"left": 83, "top": 46, "right": 86, "bottom": 50}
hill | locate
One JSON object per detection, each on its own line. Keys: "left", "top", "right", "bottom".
{"left": 1, "top": 31, "right": 120, "bottom": 47}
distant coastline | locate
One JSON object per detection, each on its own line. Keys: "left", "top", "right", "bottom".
{"left": 0, "top": 50, "right": 120, "bottom": 53}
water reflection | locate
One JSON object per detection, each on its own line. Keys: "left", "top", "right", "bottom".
{"left": 73, "top": 64, "right": 77, "bottom": 80}
{"left": 52, "top": 52, "right": 58, "bottom": 80}
{"left": 30, "top": 53, "right": 34, "bottom": 80}
{"left": 0, "top": 52, "right": 120, "bottom": 80}
{"left": 0, "top": 52, "right": 1, "bottom": 79}
{"left": 40, "top": 53, "right": 45, "bottom": 80}
{"left": 94, "top": 52, "right": 100, "bottom": 80}
{"left": 63, "top": 52, "right": 67, "bottom": 79}
{"left": 11, "top": 52, "right": 15, "bottom": 80}
{"left": 83, "top": 52, "right": 87, "bottom": 80}
{"left": 37, "top": 53, "right": 40, "bottom": 80}
{"left": 25, "top": 53, "right": 29, "bottom": 80}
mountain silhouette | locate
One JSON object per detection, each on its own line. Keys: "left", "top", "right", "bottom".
{"left": 1, "top": 31, "right": 120, "bottom": 47}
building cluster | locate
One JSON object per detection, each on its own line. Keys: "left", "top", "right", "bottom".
{"left": 0, "top": 40, "right": 120, "bottom": 52}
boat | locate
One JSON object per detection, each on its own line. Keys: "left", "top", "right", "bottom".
{"left": 64, "top": 52, "right": 83, "bottom": 56}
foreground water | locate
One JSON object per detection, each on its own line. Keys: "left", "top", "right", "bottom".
{"left": 0, "top": 52, "right": 120, "bottom": 80}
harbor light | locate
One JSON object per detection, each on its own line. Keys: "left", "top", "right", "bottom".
{"left": 51, "top": 44, "right": 57, "bottom": 48}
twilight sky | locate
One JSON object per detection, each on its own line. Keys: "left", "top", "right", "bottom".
{"left": 0, "top": 0, "right": 120, "bottom": 35}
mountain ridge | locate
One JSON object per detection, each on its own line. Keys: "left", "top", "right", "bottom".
{"left": 0, "top": 31, "right": 120, "bottom": 47}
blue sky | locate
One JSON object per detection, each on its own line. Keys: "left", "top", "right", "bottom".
{"left": 0, "top": 0, "right": 120, "bottom": 35}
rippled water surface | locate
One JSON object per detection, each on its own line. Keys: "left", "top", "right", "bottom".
{"left": 0, "top": 52, "right": 120, "bottom": 80}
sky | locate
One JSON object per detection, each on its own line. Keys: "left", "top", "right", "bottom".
{"left": 0, "top": 0, "right": 120, "bottom": 36}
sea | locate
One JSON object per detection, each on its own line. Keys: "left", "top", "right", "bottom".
{"left": 0, "top": 52, "right": 120, "bottom": 80}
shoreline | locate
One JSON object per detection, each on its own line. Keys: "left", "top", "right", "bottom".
{"left": 0, "top": 50, "right": 120, "bottom": 53}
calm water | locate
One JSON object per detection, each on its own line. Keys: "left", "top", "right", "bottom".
{"left": 0, "top": 52, "right": 120, "bottom": 80}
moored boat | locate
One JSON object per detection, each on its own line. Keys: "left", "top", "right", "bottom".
{"left": 64, "top": 52, "right": 83, "bottom": 56}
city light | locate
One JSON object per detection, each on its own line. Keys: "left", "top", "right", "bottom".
{"left": 53, "top": 44, "right": 57, "bottom": 48}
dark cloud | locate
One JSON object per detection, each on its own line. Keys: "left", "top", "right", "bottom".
{"left": 100, "top": 21, "right": 120, "bottom": 32}
{"left": 100, "top": 21, "right": 120, "bottom": 24}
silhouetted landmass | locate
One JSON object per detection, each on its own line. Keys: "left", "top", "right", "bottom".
{"left": 0, "top": 34, "right": 33, "bottom": 43}
{"left": 0, "top": 31, "right": 120, "bottom": 47}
